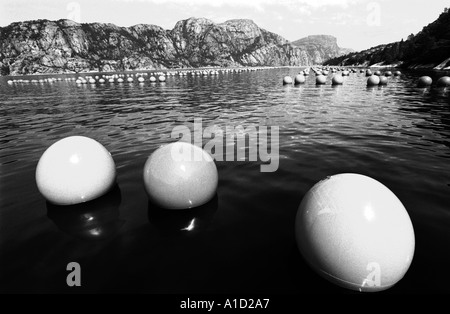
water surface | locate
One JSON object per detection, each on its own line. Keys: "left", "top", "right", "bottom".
{"left": 1, "top": 68, "right": 450, "bottom": 293}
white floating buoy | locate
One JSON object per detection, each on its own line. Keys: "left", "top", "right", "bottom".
{"left": 36, "top": 136, "right": 116, "bottom": 205}
{"left": 316, "top": 75, "right": 326, "bottom": 85}
{"left": 294, "top": 74, "right": 305, "bottom": 85}
{"left": 143, "top": 142, "right": 218, "bottom": 209}
{"left": 331, "top": 75, "right": 344, "bottom": 85}
{"left": 417, "top": 76, "right": 432, "bottom": 87}
{"left": 379, "top": 76, "right": 388, "bottom": 85}
{"left": 295, "top": 173, "right": 415, "bottom": 292}
{"left": 436, "top": 76, "right": 450, "bottom": 87}
{"left": 367, "top": 75, "right": 380, "bottom": 86}
{"left": 283, "top": 76, "right": 293, "bottom": 85}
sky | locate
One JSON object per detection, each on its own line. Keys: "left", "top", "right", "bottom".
{"left": 0, "top": 0, "right": 448, "bottom": 51}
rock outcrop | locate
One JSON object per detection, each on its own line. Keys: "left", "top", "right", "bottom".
{"left": 291, "top": 35, "right": 353, "bottom": 64}
{"left": 0, "top": 17, "right": 346, "bottom": 75}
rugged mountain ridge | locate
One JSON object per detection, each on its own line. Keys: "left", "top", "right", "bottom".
{"left": 0, "top": 17, "right": 348, "bottom": 75}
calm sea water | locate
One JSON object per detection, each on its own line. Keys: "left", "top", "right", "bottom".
{"left": 0, "top": 68, "right": 449, "bottom": 294}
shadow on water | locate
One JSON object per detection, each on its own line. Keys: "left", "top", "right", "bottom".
{"left": 46, "top": 184, "right": 125, "bottom": 240}
{"left": 147, "top": 194, "right": 218, "bottom": 236}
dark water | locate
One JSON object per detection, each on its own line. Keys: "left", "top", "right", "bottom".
{"left": 0, "top": 68, "right": 450, "bottom": 294}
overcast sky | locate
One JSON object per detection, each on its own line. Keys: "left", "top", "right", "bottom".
{"left": 0, "top": 0, "right": 448, "bottom": 51}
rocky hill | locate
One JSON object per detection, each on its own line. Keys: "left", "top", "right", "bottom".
{"left": 324, "top": 8, "right": 450, "bottom": 69}
{"left": 291, "top": 35, "right": 353, "bottom": 64}
{"left": 0, "top": 18, "right": 349, "bottom": 75}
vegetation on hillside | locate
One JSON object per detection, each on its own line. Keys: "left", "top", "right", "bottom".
{"left": 324, "top": 8, "right": 450, "bottom": 67}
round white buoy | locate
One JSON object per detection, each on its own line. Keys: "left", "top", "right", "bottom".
{"left": 283, "top": 76, "right": 293, "bottom": 85}
{"left": 316, "top": 75, "right": 326, "bottom": 85}
{"left": 158, "top": 75, "right": 166, "bottom": 82}
{"left": 295, "top": 173, "right": 415, "bottom": 292}
{"left": 379, "top": 76, "right": 388, "bottom": 85}
{"left": 436, "top": 76, "right": 450, "bottom": 87}
{"left": 138, "top": 77, "right": 145, "bottom": 83}
{"left": 294, "top": 74, "right": 305, "bottom": 85}
{"left": 143, "top": 142, "right": 218, "bottom": 209}
{"left": 331, "top": 75, "right": 344, "bottom": 85}
{"left": 36, "top": 136, "right": 116, "bottom": 205}
{"left": 367, "top": 75, "right": 380, "bottom": 86}
{"left": 417, "top": 76, "right": 432, "bottom": 87}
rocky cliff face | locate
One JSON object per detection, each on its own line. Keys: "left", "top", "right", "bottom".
{"left": 0, "top": 18, "right": 338, "bottom": 75}
{"left": 291, "top": 35, "right": 353, "bottom": 64}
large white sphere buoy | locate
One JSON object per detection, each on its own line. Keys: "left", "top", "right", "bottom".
{"left": 417, "top": 76, "right": 432, "bottom": 87}
{"left": 367, "top": 75, "right": 380, "bottom": 86}
{"left": 294, "top": 74, "right": 305, "bottom": 85}
{"left": 436, "top": 76, "right": 450, "bottom": 87}
{"left": 295, "top": 173, "right": 415, "bottom": 292}
{"left": 331, "top": 75, "right": 344, "bottom": 85}
{"left": 143, "top": 142, "right": 218, "bottom": 209}
{"left": 36, "top": 136, "right": 116, "bottom": 205}
{"left": 379, "top": 76, "right": 388, "bottom": 85}
{"left": 316, "top": 75, "right": 326, "bottom": 85}
{"left": 283, "top": 76, "right": 293, "bottom": 85}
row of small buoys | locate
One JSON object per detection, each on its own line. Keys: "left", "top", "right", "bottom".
{"left": 5, "top": 66, "right": 279, "bottom": 86}
{"left": 35, "top": 135, "right": 415, "bottom": 292}
{"left": 7, "top": 77, "right": 75, "bottom": 84}
{"left": 418, "top": 75, "right": 450, "bottom": 87}
{"left": 417, "top": 75, "right": 450, "bottom": 87}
